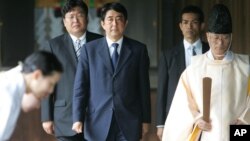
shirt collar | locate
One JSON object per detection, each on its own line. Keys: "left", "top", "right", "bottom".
{"left": 183, "top": 38, "right": 202, "bottom": 50}
{"left": 69, "top": 32, "right": 86, "bottom": 43}
{"left": 207, "top": 50, "right": 233, "bottom": 61}
{"left": 106, "top": 36, "right": 123, "bottom": 48}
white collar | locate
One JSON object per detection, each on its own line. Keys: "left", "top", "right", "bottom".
{"left": 70, "top": 32, "right": 86, "bottom": 43}
{"left": 106, "top": 37, "right": 123, "bottom": 48}
{"left": 207, "top": 50, "right": 233, "bottom": 61}
{"left": 183, "top": 38, "right": 202, "bottom": 50}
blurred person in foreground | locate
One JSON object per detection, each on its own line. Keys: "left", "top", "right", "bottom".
{"left": 0, "top": 51, "right": 63, "bottom": 141}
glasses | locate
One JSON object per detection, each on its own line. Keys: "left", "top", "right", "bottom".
{"left": 65, "top": 13, "right": 85, "bottom": 21}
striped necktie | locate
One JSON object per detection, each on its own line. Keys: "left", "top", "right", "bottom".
{"left": 75, "top": 39, "right": 81, "bottom": 60}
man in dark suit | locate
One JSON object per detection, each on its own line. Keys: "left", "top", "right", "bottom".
{"left": 156, "top": 5, "right": 209, "bottom": 140}
{"left": 72, "top": 2, "right": 151, "bottom": 141}
{"left": 40, "top": 0, "right": 102, "bottom": 140}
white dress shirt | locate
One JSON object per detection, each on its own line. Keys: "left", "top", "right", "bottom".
{"left": 184, "top": 39, "right": 203, "bottom": 67}
{"left": 70, "top": 32, "right": 87, "bottom": 52}
{"left": 0, "top": 65, "right": 26, "bottom": 141}
{"left": 106, "top": 37, "right": 123, "bottom": 57}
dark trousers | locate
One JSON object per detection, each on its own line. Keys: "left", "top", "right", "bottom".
{"left": 57, "top": 133, "right": 83, "bottom": 141}
{"left": 106, "top": 116, "right": 127, "bottom": 141}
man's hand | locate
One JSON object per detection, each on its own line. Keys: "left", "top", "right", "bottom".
{"left": 72, "top": 121, "right": 83, "bottom": 133}
{"left": 42, "top": 121, "right": 54, "bottom": 135}
{"left": 142, "top": 123, "right": 150, "bottom": 139}
{"left": 156, "top": 127, "right": 164, "bottom": 140}
{"left": 196, "top": 118, "right": 212, "bottom": 131}
{"left": 232, "top": 119, "right": 246, "bottom": 125}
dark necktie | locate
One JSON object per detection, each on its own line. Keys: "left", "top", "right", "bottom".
{"left": 111, "top": 43, "right": 119, "bottom": 70}
{"left": 192, "top": 46, "right": 197, "bottom": 56}
{"left": 75, "top": 39, "right": 81, "bottom": 60}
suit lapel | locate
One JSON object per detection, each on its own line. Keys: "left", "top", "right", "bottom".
{"left": 64, "top": 34, "right": 78, "bottom": 67}
{"left": 98, "top": 38, "right": 114, "bottom": 74}
{"left": 115, "top": 38, "right": 131, "bottom": 75}
{"left": 174, "top": 41, "right": 208, "bottom": 76}
{"left": 86, "top": 31, "right": 92, "bottom": 42}
{"left": 97, "top": 37, "right": 132, "bottom": 75}
{"left": 175, "top": 43, "right": 186, "bottom": 73}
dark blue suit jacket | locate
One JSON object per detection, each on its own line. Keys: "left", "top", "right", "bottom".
{"left": 73, "top": 37, "right": 151, "bottom": 141}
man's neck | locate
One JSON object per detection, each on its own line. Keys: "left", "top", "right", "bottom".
{"left": 184, "top": 37, "right": 200, "bottom": 44}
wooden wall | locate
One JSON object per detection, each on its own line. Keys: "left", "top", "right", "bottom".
{"left": 10, "top": 111, "right": 56, "bottom": 141}
{"left": 0, "top": 0, "right": 34, "bottom": 67}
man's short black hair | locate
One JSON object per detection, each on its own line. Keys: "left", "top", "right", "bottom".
{"left": 22, "top": 51, "right": 63, "bottom": 76}
{"left": 180, "top": 5, "right": 204, "bottom": 23}
{"left": 61, "top": 0, "right": 88, "bottom": 18}
{"left": 100, "top": 2, "right": 128, "bottom": 21}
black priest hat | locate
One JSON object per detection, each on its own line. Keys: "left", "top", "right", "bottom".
{"left": 208, "top": 4, "right": 232, "bottom": 34}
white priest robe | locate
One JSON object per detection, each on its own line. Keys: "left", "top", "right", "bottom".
{"left": 162, "top": 52, "right": 250, "bottom": 141}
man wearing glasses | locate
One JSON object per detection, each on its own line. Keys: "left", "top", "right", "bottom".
{"left": 40, "top": 0, "right": 102, "bottom": 140}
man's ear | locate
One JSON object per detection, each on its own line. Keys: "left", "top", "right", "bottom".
{"left": 206, "top": 32, "right": 210, "bottom": 42}
{"left": 32, "top": 70, "right": 42, "bottom": 80}
{"left": 62, "top": 18, "right": 66, "bottom": 27}
{"left": 125, "top": 20, "right": 128, "bottom": 28}
{"left": 101, "top": 20, "right": 105, "bottom": 29}
{"left": 201, "top": 22, "right": 205, "bottom": 31}
{"left": 179, "top": 22, "right": 182, "bottom": 30}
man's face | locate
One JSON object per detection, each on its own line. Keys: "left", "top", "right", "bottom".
{"left": 179, "top": 13, "right": 204, "bottom": 43}
{"left": 63, "top": 6, "right": 87, "bottom": 37}
{"left": 32, "top": 71, "right": 61, "bottom": 99}
{"left": 207, "top": 32, "right": 232, "bottom": 59}
{"left": 22, "top": 71, "right": 61, "bottom": 112}
{"left": 101, "top": 10, "right": 127, "bottom": 41}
